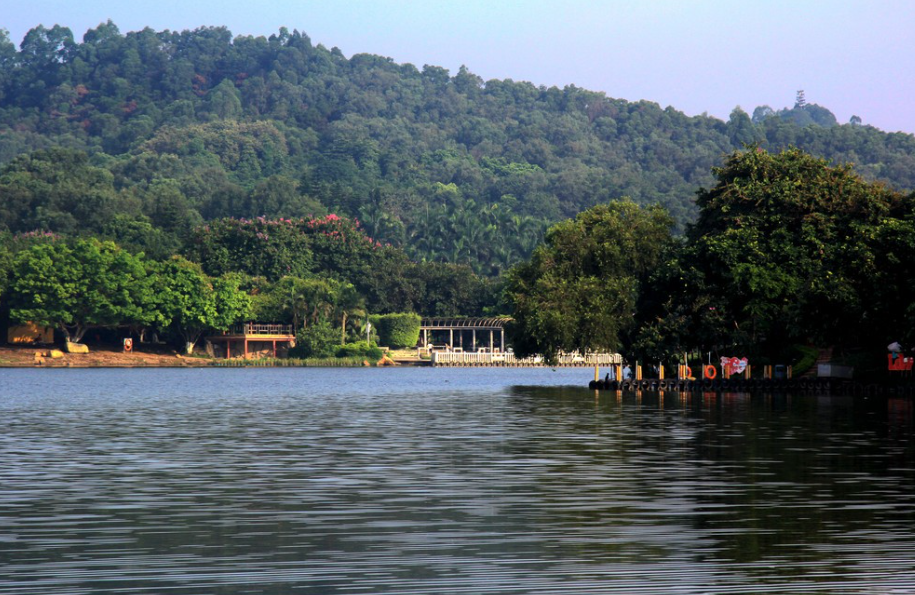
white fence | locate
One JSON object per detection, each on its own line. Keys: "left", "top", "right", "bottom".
{"left": 431, "top": 351, "right": 621, "bottom": 367}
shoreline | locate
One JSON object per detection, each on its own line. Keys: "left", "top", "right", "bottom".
{"left": 0, "top": 345, "right": 432, "bottom": 368}
{"left": 0, "top": 345, "right": 211, "bottom": 368}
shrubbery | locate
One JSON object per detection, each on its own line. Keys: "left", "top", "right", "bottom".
{"left": 370, "top": 313, "right": 421, "bottom": 348}
{"left": 336, "top": 341, "right": 383, "bottom": 361}
{"left": 289, "top": 324, "right": 384, "bottom": 361}
{"left": 289, "top": 321, "right": 339, "bottom": 358}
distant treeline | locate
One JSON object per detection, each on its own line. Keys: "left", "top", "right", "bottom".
{"left": 1, "top": 22, "right": 915, "bottom": 278}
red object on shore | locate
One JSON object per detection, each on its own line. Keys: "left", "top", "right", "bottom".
{"left": 887, "top": 353, "right": 913, "bottom": 371}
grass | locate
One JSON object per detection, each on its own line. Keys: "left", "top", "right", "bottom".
{"left": 210, "top": 356, "right": 373, "bottom": 367}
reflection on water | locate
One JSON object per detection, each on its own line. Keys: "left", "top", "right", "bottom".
{"left": 1, "top": 369, "right": 914, "bottom": 594}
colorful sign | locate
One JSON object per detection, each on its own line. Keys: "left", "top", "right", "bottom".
{"left": 720, "top": 356, "right": 748, "bottom": 376}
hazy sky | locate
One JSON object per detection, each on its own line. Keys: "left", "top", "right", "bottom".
{"left": 5, "top": 0, "right": 914, "bottom": 134}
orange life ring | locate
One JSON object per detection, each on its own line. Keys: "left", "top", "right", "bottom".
{"left": 704, "top": 365, "right": 717, "bottom": 379}
{"left": 123, "top": 338, "right": 133, "bottom": 353}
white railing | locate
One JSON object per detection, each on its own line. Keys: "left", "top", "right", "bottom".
{"left": 431, "top": 351, "right": 621, "bottom": 366}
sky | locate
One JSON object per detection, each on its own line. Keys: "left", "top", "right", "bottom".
{"left": 4, "top": 0, "right": 915, "bottom": 134}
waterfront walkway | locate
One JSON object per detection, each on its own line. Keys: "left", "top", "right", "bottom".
{"left": 431, "top": 351, "right": 620, "bottom": 367}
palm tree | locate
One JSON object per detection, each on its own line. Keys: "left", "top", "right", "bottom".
{"left": 276, "top": 276, "right": 310, "bottom": 331}
{"left": 333, "top": 282, "right": 366, "bottom": 344}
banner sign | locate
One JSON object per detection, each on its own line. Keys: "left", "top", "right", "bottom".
{"left": 721, "top": 356, "right": 748, "bottom": 375}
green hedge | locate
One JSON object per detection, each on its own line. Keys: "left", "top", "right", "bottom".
{"left": 337, "top": 341, "right": 383, "bottom": 361}
{"left": 370, "top": 313, "right": 421, "bottom": 348}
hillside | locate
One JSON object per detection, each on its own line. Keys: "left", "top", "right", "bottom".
{"left": 1, "top": 23, "right": 915, "bottom": 276}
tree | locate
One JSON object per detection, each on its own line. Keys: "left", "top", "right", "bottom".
{"left": 289, "top": 320, "right": 339, "bottom": 358}
{"left": 333, "top": 281, "right": 365, "bottom": 344}
{"left": 157, "top": 256, "right": 250, "bottom": 354}
{"left": 186, "top": 217, "right": 313, "bottom": 280}
{"left": 752, "top": 105, "right": 775, "bottom": 124}
{"left": 727, "top": 107, "right": 758, "bottom": 146}
{"left": 685, "top": 146, "right": 914, "bottom": 353}
{"left": 0, "top": 29, "right": 17, "bottom": 102}
{"left": 504, "top": 200, "right": 675, "bottom": 362}
{"left": 8, "top": 238, "right": 152, "bottom": 342}
{"left": 0, "top": 149, "right": 124, "bottom": 235}
{"left": 206, "top": 78, "right": 243, "bottom": 120}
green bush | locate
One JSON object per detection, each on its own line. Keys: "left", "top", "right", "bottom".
{"left": 370, "top": 313, "right": 421, "bottom": 348}
{"left": 336, "top": 340, "right": 383, "bottom": 361}
{"left": 289, "top": 321, "right": 340, "bottom": 358}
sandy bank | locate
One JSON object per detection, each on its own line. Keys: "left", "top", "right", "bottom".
{"left": 0, "top": 345, "right": 211, "bottom": 368}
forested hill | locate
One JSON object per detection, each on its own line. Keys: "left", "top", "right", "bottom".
{"left": 1, "top": 22, "right": 915, "bottom": 274}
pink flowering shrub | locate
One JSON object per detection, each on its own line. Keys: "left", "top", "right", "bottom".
{"left": 188, "top": 214, "right": 379, "bottom": 282}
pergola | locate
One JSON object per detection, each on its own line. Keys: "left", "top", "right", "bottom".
{"left": 420, "top": 317, "right": 510, "bottom": 352}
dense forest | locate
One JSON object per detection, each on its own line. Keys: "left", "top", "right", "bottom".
{"left": 1, "top": 22, "right": 915, "bottom": 275}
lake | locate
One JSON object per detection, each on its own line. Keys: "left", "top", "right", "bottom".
{"left": 1, "top": 367, "right": 914, "bottom": 594}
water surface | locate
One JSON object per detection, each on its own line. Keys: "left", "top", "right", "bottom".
{"left": 1, "top": 368, "right": 914, "bottom": 594}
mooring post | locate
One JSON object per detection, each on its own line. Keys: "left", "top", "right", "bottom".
{"left": 594, "top": 365, "right": 599, "bottom": 382}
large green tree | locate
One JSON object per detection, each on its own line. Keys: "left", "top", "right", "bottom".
{"left": 8, "top": 238, "right": 154, "bottom": 342}
{"left": 504, "top": 200, "right": 675, "bottom": 361}
{"left": 684, "top": 147, "right": 915, "bottom": 353}
{"left": 156, "top": 256, "right": 250, "bottom": 353}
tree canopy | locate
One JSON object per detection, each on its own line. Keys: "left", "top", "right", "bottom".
{"left": 684, "top": 147, "right": 915, "bottom": 353}
{"left": 504, "top": 200, "right": 675, "bottom": 361}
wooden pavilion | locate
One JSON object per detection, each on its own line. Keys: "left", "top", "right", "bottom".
{"left": 208, "top": 323, "right": 295, "bottom": 359}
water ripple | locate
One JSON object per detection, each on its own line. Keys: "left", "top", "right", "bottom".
{"left": 0, "top": 369, "right": 913, "bottom": 593}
